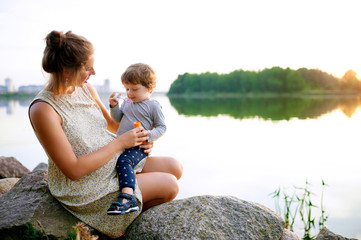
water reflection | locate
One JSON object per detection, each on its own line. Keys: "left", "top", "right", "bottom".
{"left": 0, "top": 100, "right": 15, "bottom": 114}
{"left": 2, "top": 94, "right": 361, "bottom": 121}
{"left": 0, "top": 93, "right": 113, "bottom": 116}
{"left": 169, "top": 96, "right": 361, "bottom": 120}
{"left": 0, "top": 98, "right": 34, "bottom": 115}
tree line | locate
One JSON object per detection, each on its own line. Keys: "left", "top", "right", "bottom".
{"left": 168, "top": 67, "right": 361, "bottom": 95}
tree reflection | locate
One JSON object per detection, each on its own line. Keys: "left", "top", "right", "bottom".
{"left": 169, "top": 96, "right": 361, "bottom": 121}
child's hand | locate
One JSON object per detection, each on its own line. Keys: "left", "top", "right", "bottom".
{"left": 109, "top": 92, "right": 119, "bottom": 108}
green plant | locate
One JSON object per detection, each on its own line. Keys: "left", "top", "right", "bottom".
{"left": 18, "top": 221, "right": 98, "bottom": 240}
{"left": 270, "top": 179, "right": 328, "bottom": 240}
{"left": 270, "top": 186, "right": 298, "bottom": 231}
{"left": 68, "top": 232, "right": 76, "bottom": 240}
{"left": 296, "top": 179, "right": 317, "bottom": 239}
{"left": 70, "top": 222, "right": 99, "bottom": 240}
{"left": 319, "top": 180, "right": 329, "bottom": 229}
{"left": 22, "top": 222, "right": 42, "bottom": 240}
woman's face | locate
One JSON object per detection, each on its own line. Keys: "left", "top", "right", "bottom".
{"left": 123, "top": 82, "right": 151, "bottom": 103}
{"left": 78, "top": 55, "right": 95, "bottom": 86}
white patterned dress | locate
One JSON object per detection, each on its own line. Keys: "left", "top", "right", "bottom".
{"left": 30, "top": 85, "right": 144, "bottom": 238}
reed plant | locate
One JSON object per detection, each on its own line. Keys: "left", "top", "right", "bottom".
{"left": 270, "top": 179, "right": 328, "bottom": 240}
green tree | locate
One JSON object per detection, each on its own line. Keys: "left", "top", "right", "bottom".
{"left": 167, "top": 67, "right": 359, "bottom": 95}
{"left": 286, "top": 70, "right": 306, "bottom": 92}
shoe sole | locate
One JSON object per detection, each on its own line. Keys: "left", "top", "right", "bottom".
{"left": 107, "top": 206, "right": 139, "bottom": 215}
{"left": 124, "top": 206, "right": 139, "bottom": 214}
{"left": 107, "top": 210, "right": 122, "bottom": 215}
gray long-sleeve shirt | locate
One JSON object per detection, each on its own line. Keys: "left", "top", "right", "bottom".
{"left": 110, "top": 99, "right": 166, "bottom": 142}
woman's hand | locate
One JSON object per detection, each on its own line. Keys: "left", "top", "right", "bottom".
{"left": 116, "top": 127, "right": 150, "bottom": 149}
{"left": 109, "top": 92, "right": 119, "bottom": 108}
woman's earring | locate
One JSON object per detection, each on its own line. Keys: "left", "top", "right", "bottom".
{"left": 65, "top": 78, "right": 68, "bottom": 87}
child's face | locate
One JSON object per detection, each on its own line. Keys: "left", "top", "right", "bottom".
{"left": 123, "top": 83, "right": 151, "bottom": 103}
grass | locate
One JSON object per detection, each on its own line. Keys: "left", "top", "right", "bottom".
{"left": 270, "top": 179, "right": 328, "bottom": 240}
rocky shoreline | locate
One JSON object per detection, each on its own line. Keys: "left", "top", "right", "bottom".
{"left": 0, "top": 156, "right": 357, "bottom": 240}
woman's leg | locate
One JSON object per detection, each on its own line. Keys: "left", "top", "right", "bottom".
{"left": 141, "top": 156, "right": 183, "bottom": 179}
{"left": 136, "top": 156, "right": 183, "bottom": 210}
{"left": 136, "top": 172, "right": 179, "bottom": 210}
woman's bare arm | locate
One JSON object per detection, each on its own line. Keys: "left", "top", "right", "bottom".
{"left": 29, "top": 101, "right": 148, "bottom": 181}
{"left": 86, "top": 83, "right": 119, "bottom": 134}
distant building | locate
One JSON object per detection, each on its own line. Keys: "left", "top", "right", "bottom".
{"left": 0, "top": 78, "right": 112, "bottom": 95}
{"left": 94, "top": 79, "right": 110, "bottom": 93}
{"left": 5, "top": 78, "right": 15, "bottom": 92}
{"left": 0, "top": 77, "right": 15, "bottom": 93}
{"left": 18, "top": 85, "right": 43, "bottom": 94}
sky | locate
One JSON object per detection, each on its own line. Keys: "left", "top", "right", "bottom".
{"left": 0, "top": 0, "right": 361, "bottom": 92}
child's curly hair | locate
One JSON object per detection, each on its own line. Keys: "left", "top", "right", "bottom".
{"left": 121, "top": 63, "right": 156, "bottom": 91}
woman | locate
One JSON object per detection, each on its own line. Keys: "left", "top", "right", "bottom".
{"left": 28, "top": 30, "right": 183, "bottom": 238}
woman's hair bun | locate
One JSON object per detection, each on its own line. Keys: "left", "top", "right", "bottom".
{"left": 45, "top": 30, "right": 65, "bottom": 50}
{"left": 42, "top": 30, "right": 93, "bottom": 75}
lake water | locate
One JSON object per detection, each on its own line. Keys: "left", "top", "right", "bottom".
{"left": 0, "top": 93, "right": 360, "bottom": 239}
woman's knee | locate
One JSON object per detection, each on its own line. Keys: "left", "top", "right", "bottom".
{"left": 137, "top": 172, "right": 179, "bottom": 203}
{"left": 167, "top": 157, "right": 183, "bottom": 180}
{"left": 164, "top": 174, "right": 179, "bottom": 201}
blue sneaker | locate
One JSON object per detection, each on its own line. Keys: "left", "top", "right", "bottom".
{"left": 107, "top": 193, "right": 139, "bottom": 215}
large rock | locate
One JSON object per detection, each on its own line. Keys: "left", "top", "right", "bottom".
{"left": 1, "top": 168, "right": 353, "bottom": 240}
{"left": 0, "top": 156, "right": 30, "bottom": 179}
{"left": 125, "top": 195, "right": 291, "bottom": 240}
{"left": 0, "top": 169, "right": 296, "bottom": 240}
{"left": 0, "top": 170, "right": 80, "bottom": 239}
{"left": 316, "top": 226, "right": 358, "bottom": 240}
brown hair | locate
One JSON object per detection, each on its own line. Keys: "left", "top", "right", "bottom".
{"left": 42, "top": 30, "right": 93, "bottom": 96}
{"left": 121, "top": 63, "right": 156, "bottom": 91}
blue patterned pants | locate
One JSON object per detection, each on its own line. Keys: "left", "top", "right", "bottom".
{"left": 116, "top": 146, "right": 148, "bottom": 190}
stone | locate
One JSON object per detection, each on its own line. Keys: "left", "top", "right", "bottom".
{"left": 316, "top": 226, "right": 358, "bottom": 240}
{"left": 125, "top": 195, "right": 291, "bottom": 240}
{"left": 0, "top": 178, "right": 19, "bottom": 195}
{"left": 0, "top": 168, "right": 352, "bottom": 240}
{"left": 0, "top": 170, "right": 80, "bottom": 239}
{"left": 281, "top": 229, "right": 302, "bottom": 240}
{"left": 32, "top": 162, "right": 48, "bottom": 172}
{"left": 0, "top": 156, "right": 30, "bottom": 179}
